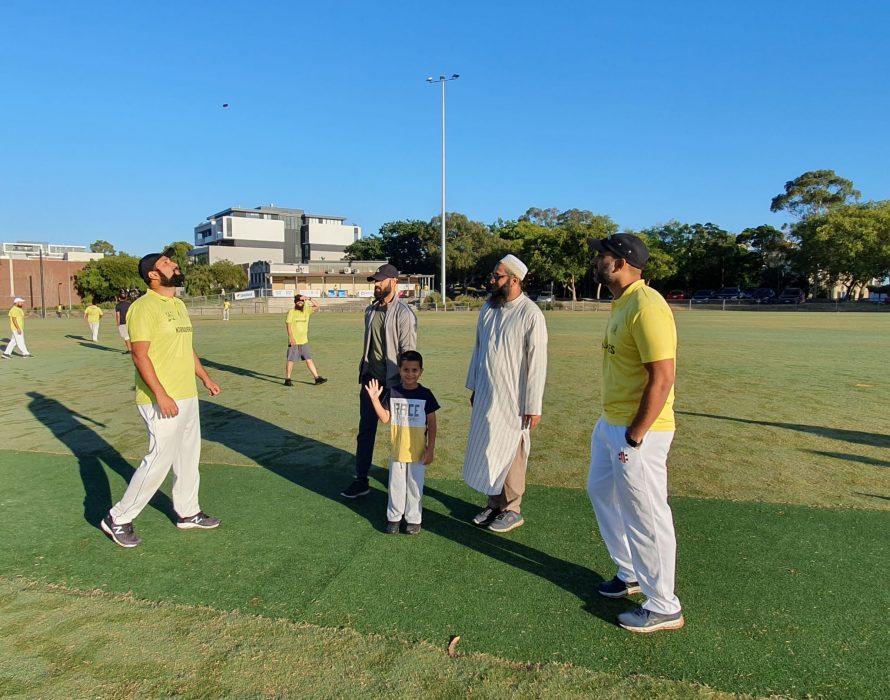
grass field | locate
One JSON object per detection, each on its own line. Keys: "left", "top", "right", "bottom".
{"left": 1, "top": 309, "right": 888, "bottom": 699}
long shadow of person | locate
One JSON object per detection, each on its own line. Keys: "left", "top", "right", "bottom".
{"left": 201, "top": 401, "right": 611, "bottom": 620}
{"left": 199, "top": 358, "right": 282, "bottom": 385}
{"left": 25, "top": 391, "right": 175, "bottom": 528}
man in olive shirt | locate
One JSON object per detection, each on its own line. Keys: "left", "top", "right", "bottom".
{"left": 341, "top": 263, "right": 417, "bottom": 498}
{"left": 101, "top": 249, "right": 222, "bottom": 548}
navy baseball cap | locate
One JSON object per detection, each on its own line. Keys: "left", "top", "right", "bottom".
{"left": 367, "top": 263, "right": 400, "bottom": 281}
{"left": 138, "top": 247, "right": 177, "bottom": 284}
{"left": 588, "top": 234, "right": 649, "bottom": 270}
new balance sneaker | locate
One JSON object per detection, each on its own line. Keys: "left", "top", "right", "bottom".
{"left": 100, "top": 514, "right": 141, "bottom": 548}
{"left": 617, "top": 606, "right": 685, "bottom": 634}
{"left": 284, "top": 378, "right": 293, "bottom": 386}
{"left": 385, "top": 520, "right": 400, "bottom": 534}
{"left": 176, "top": 511, "right": 221, "bottom": 530}
{"left": 314, "top": 376, "right": 328, "bottom": 385}
{"left": 471, "top": 506, "right": 500, "bottom": 527}
{"left": 488, "top": 511, "right": 524, "bottom": 533}
{"left": 405, "top": 523, "right": 422, "bottom": 535}
{"left": 598, "top": 576, "right": 642, "bottom": 598}
{"left": 340, "top": 479, "right": 370, "bottom": 498}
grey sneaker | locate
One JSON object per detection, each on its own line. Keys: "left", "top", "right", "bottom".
{"left": 385, "top": 520, "right": 400, "bottom": 534}
{"left": 101, "top": 514, "right": 141, "bottom": 548}
{"left": 176, "top": 511, "right": 221, "bottom": 529}
{"left": 617, "top": 606, "right": 685, "bottom": 633}
{"left": 341, "top": 479, "right": 370, "bottom": 498}
{"left": 598, "top": 576, "right": 641, "bottom": 598}
{"left": 488, "top": 511, "right": 524, "bottom": 533}
{"left": 471, "top": 506, "right": 500, "bottom": 527}
{"left": 405, "top": 523, "right": 422, "bottom": 535}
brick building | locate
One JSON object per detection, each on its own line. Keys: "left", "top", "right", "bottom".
{"left": 0, "top": 257, "right": 87, "bottom": 310}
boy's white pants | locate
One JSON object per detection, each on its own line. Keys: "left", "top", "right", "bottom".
{"left": 387, "top": 460, "right": 425, "bottom": 525}
{"left": 110, "top": 397, "right": 202, "bottom": 525}
{"left": 4, "top": 331, "right": 29, "bottom": 356}
{"left": 587, "top": 416, "right": 681, "bottom": 615}
{"left": 89, "top": 322, "right": 100, "bottom": 341}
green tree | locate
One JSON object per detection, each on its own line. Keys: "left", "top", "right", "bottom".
{"left": 378, "top": 220, "right": 437, "bottom": 275}
{"left": 164, "top": 241, "right": 193, "bottom": 271}
{"left": 209, "top": 260, "right": 247, "bottom": 293}
{"left": 74, "top": 254, "right": 144, "bottom": 303}
{"left": 429, "top": 213, "right": 498, "bottom": 287}
{"left": 183, "top": 265, "right": 218, "bottom": 297}
{"left": 770, "top": 170, "right": 861, "bottom": 220}
{"left": 344, "top": 236, "right": 385, "bottom": 261}
{"left": 89, "top": 240, "right": 115, "bottom": 256}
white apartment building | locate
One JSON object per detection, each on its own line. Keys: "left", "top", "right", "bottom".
{"left": 190, "top": 205, "right": 361, "bottom": 266}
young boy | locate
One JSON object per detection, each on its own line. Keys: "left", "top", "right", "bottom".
{"left": 365, "top": 350, "right": 439, "bottom": 534}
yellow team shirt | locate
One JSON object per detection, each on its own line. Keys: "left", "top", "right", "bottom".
{"left": 285, "top": 306, "right": 314, "bottom": 345}
{"left": 84, "top": 305, "right": 104, "bottom": 323}
{"left": 8, "top": 306, "right": 24, "bottom": 333}
{"left": 602, "top": 279, "right": 677, "bottom": 431}
{"left": 223, "top": 301, "right": 230, "bottom": 310}
{"left": 127, "top": 290, "right": 197, "bottom": 405}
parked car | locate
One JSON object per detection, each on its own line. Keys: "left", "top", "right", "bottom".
{"left": 740, "top": 287, "right": 758, "bottom": 300}
{"left": 751, "top": 287, "right": 776, "bottom": 303}
{"left": 665, "top": 290, "right": 687, "bottom": 300}
{"left": 714, "top": 287, "right": 743, "bottom": 300}
{"left": 536, "top": 293, "right": 555, "bottom": 303}
{"left": 776, "top": 287, "right": 805, "bottom": 304}
{"left": 691, "top": 289, "right": 715, "bottom": 302}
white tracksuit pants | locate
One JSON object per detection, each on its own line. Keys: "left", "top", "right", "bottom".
{"left": 587, "top": 416, "right": 681, "bottom": 615}
{"left": 387, "top": 460, "right": 425, "bottom": 524}
{"left": 110, "top": 397, "right": 202, "bottom": 525}
{"left": 4, "top": 331, "right": 30, "bottom": 356}
{"left": 89, "top": 322, "right": 100, "bottom": 341}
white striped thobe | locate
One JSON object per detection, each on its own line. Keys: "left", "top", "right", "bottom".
{"left": 462, "top": 294, "right": 548, "bottom": 495}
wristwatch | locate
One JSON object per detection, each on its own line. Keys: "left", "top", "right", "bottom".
{"left": 625, "top": 430, "right": 642, "bottom": 449}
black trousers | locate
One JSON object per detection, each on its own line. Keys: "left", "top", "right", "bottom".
{"left": 355, "top": 376, "right": 387, "bottom": 480}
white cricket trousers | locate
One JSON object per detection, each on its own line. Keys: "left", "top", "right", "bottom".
{"left": 587, "top": 416, "right": 681, "bottom": 615}
{"left": 89, "top": 322, "right": 100, "bottom": 341}
{"left": 110, "top": 397, "right": 202, "bottom": 525}
{"left": 4, "top": 331, "right": 30, "bottom": 356}
{"left": 387, "top": 460, "right": 425, "bottom": 525}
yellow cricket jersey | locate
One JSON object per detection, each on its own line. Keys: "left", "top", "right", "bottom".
{"left": 84, "top": 305, "right": 104, "bottom": 323}
{"left": 8, "top": 306, "right": 24, "bottom": 332}
{"left": 602, "top": 279, "right": 677, "bottom": 431}
{"left": 285, "top": 306, "right": 313, "bottom": 345}
{"left": 126, "top": 290, "right": 197, "bottom": 405}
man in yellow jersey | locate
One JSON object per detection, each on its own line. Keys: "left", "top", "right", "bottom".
{"left": 83, "top": 302, "right": 104, "bottom": 341}
{"left": 3, "top": 297, "right": 32, "bottom": 358}
{"left": 101, "top": 249, "right": 221, "bottom": 548}
{"left": 284, "top": 294, "right": 327, "bottom": 386}
{"left": 586, "top": 233, "right": 684, "bottom": 634}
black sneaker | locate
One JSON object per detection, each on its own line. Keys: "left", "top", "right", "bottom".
{"left": 284, "top": 378, "right": 293, "bottom": 386}
{"left": 385, "top": 520, "right": 400, "bottom": 534}
{"left": 176, "top": 511, "right": 221, "bottom": 529}
{"left": 314, "top": 376, "right": 328, "bottom": 385}
{"left": 340, "top": 479, "right": 370, "bottom": 498}
{"left": 100, "top": 514, "right": 141, "bottom": 548}
{"left": 598, "top": 576, "right": 641, "bottom": 598}
{"left": 405, "top": 523, "right": 422, "bottom": 535}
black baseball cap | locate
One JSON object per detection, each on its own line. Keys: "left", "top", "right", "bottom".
{"left": 138, "top": 247, "right": 177, "bottom": 284}
{"left": 367, "top": 263, "right": 400, "bottom": 281}
{"left": 587, "top": 234, "right": 649, "bottom": 270}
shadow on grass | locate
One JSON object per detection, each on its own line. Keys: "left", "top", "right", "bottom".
{"left": 680, "top": 411, "right": 890, "bottom": 448}
{"left": 78, "top": 342, "right": 123, "bottom": 353}
{"left": 199, "top": 358, "right": 282, "bottom": 385}
{"left": 64, "top": 334, "right": 87, "bottom": 341}
{"left": 809, "top": 450, "right": 890, "bottom": 469}
{"left": 25, "top": 392, "right": 175, "bottom": 528}
{"left": 199, "top": 401, "right": 611, "bottom": 621}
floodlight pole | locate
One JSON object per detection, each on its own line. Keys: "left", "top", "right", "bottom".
{"left": 427, "top": 74, "right": 459, "bottom": 310}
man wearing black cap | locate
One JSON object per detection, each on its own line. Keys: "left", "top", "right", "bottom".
{"left": 100, "top": 250, "right": 222, "bottom": 548}
{"left": 586, "top": 233, "right": 684, "bottom": 633}
{"left": 341, "top": 263, "right": 417, "bottom": 498}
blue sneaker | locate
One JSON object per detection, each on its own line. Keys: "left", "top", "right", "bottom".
{"left": 487, "top": 510, "right": 524, "bottom": 533}
{"left": 617, "top": 606, "right": 684, "bottom": 633}
{"left": 598, "top": 576, "right": 641, "bottom": 598}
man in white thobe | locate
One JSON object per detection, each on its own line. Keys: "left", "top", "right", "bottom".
{"left": 462, "top": 254, "right": 548, "bottom": 533}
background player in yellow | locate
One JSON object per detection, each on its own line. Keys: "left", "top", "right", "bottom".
{"left": 3, "top": 297, "right": 32, "bottom": 358}
{"left": 100, "top": 248, "right": 222, "bottom": 548}
{"left": 83, "top": 303, "right": 104, "bottom": 341}
{"left": 284, "top": 294, "right": 327, "bottom": 386}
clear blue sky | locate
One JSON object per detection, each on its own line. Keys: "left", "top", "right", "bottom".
{"left": 2, "top": 1, "right": 888, "bottom": 256}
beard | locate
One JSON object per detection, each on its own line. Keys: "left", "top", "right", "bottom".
{"left": 373, "top": 285, "right": 391, "bottom": 301}
{"left": 488, "top": 284, "right": 508, "bottom": 307}
{"left": 594, "top": 263, "right": 615, "bottom": 286}
{"left": 159, "top": 270, "right": 185, "bottom": 287}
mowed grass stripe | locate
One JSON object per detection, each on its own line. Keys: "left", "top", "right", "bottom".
{"left": 1, "top": 451, "right": 887, "bottom": 699}
{"left": 0, "top": 578, "right": 751, "bottom": 700}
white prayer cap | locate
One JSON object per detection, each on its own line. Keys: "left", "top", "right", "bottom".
{"left": 13, "top": 297, "right": 25, "bottom": 304}
{"left": 499, "top": 254, "right": 528, "bottom": 280}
